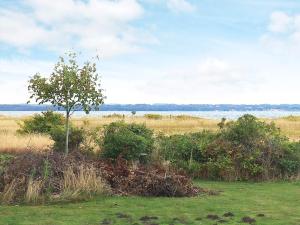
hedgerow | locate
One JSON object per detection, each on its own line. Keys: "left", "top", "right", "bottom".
{"left": 158, "top": 115, "right": 300, "bottom": 181}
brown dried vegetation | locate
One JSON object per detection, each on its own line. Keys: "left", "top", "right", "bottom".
{"left": 0, "top": 151, "right": 199, "bottom": 204}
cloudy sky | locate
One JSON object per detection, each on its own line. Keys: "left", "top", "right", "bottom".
{"left": 0, "top": 0, "right": 299, "bottom": 104}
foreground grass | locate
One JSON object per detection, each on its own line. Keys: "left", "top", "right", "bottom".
{"left": 0, "top": 114, "right": 300, "bottom": 153}
{"left": 0, "top": 181, "right": 299, "bottom": 225}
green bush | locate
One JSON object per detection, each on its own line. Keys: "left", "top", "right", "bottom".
{"left": 158, "top": 131, "right": 215, "bottom": 163}
{"left": 50, "top": 126, "right": 84, "bottom": 152}
{"left": 103, "top": 113, "right": 124, "bottom": 119}
{"left": 16, "top": 111, "right": 87, "bottom": 153}
{"left": 157, "top": 131, "right": 216, "bottom": 176}
{"left": 144, "top": 114, "right": 163, "bottom": 120}
{"left": 201, "top": 114, "right": 297, "bottom": 180}
{"left": 101, "top": 121, "right": 154, "bottom": 162}
{"left": 279, "top": 142, "right": 300, "bottom": 176}
{"left": 18, "top": 111, "right": 64, "bottom": 134}
{"left": 157, "top": 114, "right": 300, "bottom": 181}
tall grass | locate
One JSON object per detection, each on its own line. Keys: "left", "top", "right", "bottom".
{"left": 1, "top": 179, "right": 17, "bottom": 204}
{"left": 0, "top": 115, "right": 52, "bottom": 153}
{"left": 0, "top": 114, "right": 299, "bottom": 153}
{"left": 25, "top": 178, "right": 44, "bottom": 203}
{"left": 61, "top": 165, "right": 110, "bottom": 199}
{"left": 0, "top": 132, "right": 52, "bottom": 153}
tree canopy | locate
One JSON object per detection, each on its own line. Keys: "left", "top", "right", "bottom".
{"left": 28, "top": 52, "right": 105, "bottom": 154}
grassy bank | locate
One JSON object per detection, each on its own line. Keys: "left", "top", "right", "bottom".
{"left": 0, "top": 114, "right": 299, "bottom": 153}
{"left": 0, "top": 181, "right": 299, "bottom": 225}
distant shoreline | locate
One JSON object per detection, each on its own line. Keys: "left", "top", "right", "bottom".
{"left": 0, "top": 104, "right": 300, "bottom": 111}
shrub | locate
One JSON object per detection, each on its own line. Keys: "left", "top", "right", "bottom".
{"left": 157, "top": 114, "right": 300, "bottom": 181}
{"left": 17, "top": 111, "right": 86, "bottom": 153}
{"left": 279, "top": 142, "right": 300, "bottom": 177}
{"left": 50, "top": 126, "right": 84, "bottom": 152}
{"left": 18, "top": 111, "right": 64, "bottom": 134}
{"left": 157, "top": 131, "right": 216, "bottom": 176}
{"left": 201, "top": 114, "right": 298, "bottom": 180}
{"left": 101, "top": 121, "right": 154, "bottom": 162}
{"left": 103, "top": 113, "right": 124, "bottom": 119}
{"left": 144, "top": 114, "right": 163, "bottom": 120}
{"left": 175, "top": 115, "right": 199, "bottom": 120}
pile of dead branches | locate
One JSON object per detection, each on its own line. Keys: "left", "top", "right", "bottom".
{"left": 97, "top": 159, "right": 200, "bottom": 197}
{"left": 1, "top": 152, "right": 200, "bottom": 203}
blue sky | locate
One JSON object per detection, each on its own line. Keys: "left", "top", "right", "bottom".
{"left": 0, "top": 0, "right": 300, "bottom": 104}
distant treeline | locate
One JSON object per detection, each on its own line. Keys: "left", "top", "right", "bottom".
{"left": 1, "top": 104, "right": 300, "bottom": 111}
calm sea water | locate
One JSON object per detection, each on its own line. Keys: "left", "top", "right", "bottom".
{"left": 1, "top": 111, "right": 300, "bottom": 120}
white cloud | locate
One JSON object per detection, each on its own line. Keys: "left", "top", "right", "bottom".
{"left": 268, "top": 11, "right": 292, "bottom": 33}
{"left": 196, "top": 58, "right": 244, "bottom": 84}
{"left": 0, "top": 54, "right": 299, "bottom": 104}
{"left": 262, "top": 11, "right": 300, "bottom": 54}
{"left": 0, "top": 59, "right": 53, "bottom": 103}
{"left": 0, "top": 10, "right": 50, "bottom": 48}
{"left": 0, "top": 0, "right": 157, "bottom": 57}
{"left": 145, "top": 0, "right": 196, "bottom": 13}
{"left": 120, "top": 57, "right": 264, "bottom": 104}
{"left": 166, "top": 0, "right": 196, "bottom": 13}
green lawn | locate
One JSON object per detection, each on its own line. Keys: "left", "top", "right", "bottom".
{"left": 0, "top": 181, "right": 299, "bottom": 225}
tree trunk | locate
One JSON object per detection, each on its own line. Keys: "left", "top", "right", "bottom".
{"left": 65, "top": 112, "right": 70, "bottom": 155}
{"left": 189, "top": 149, "right": 193, "bottom": 168}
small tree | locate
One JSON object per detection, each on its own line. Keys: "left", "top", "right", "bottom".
{"left": 28, "top": 52, "right": 105, "bottom": 154}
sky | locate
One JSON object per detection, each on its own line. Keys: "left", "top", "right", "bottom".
{"left": 0, "top": 0, "right": 300, "bottom": 104}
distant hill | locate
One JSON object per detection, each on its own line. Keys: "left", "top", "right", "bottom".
{"left": 0, "top": 104, "right": 300, "bottom": 111}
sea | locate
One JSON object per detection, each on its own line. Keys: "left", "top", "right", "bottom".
{"left": 1, "top": 110, "right": 300, "bottom": 120}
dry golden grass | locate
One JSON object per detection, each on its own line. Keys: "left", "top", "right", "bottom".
{"left": 0, "top": 133, "right": 52, "bottom": 153}
{"left": 61, "top": 165, "right": 110, "bottom": 199}
{"left": 0, "top": 114, "right": 299, "bottom": 153}
{"left": 0, "top": 179, "right": 17, "bottom": 204}
{"left": 72, "top": 115, "right": 219, "bottom": 134}
{"left": 263, "top": 116, "right": 300, "bottom": 141}
{"left": 0, "top": 115, "right": 52, "bottom": 153}
{"left": 25, "top": 178, "right": 44, "bottom": 203}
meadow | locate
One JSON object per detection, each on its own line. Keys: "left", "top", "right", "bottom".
{"left": 0, "top": 181, "right": 299, "bottom": 225}
{"left": 1, "top": 113, "right": 300, "bottom": 225}
{"left": 0, "top": 113, "right": 299, "bottom": 153}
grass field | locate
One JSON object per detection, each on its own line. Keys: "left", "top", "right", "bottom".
{"left": 0, "top": 114, "right": 299, "bottom": 153}
{"left": 0, "top": 181, "right": 299, "bottom": 225}
{"left": 0, "top": 115, "right": 299, "bottom": 224}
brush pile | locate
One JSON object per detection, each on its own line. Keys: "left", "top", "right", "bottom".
{"left": 97, "top": 159, "right": 199, "bottom": 197}
{"left": 0, "top": 151, "right": 199, "bottom": 203}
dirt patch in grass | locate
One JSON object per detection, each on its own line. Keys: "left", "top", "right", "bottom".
{"left": 116, "top": 212, "right": 131, "bottom": 219}
{"left": 139, "top": 216, "right": 159, "bottom": 222}
{"left": 241, "top": 216, "right": 256, "bottom": 224}
{"left": 100, "top": 218, "right": 112, "bottom": 225}
{"left": 206, "top": 214, "right": 220, "bottom": 220}
{"left": 223, "top": 212, "right": 234, "bottom": 217}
